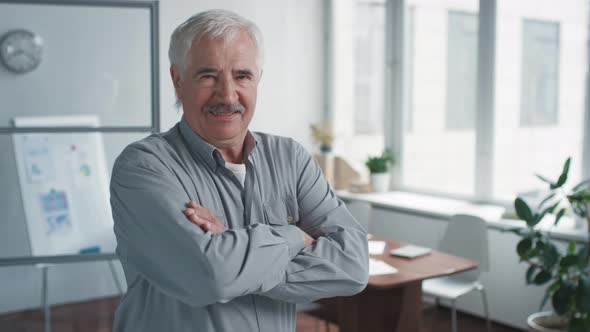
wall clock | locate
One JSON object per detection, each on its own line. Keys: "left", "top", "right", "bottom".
{"left": 0, "top": 29, "right": 44, "bottom": 74}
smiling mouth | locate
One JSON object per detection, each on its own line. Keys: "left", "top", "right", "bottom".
{"left": 210, "top": 111, "right": 240, "bottom": 118}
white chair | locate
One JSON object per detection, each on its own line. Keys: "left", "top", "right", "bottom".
{"left": 422, "top": 214, "right": 491, "bottom": 332}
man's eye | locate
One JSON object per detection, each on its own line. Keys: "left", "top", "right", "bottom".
{"left": 237, "top": 75, "right": 251, "bottom": 80}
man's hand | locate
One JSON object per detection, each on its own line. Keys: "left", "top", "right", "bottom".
{"left": 184, "top": 201, "right": 225, "bottom": 234}
{"left": 184, "top": 201, "right": 316, "bottom": 248}
{"left": 302, "top": 230, "right": 315, "bottom": 248}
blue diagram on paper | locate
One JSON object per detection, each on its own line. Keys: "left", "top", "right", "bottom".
{"left": 23, "top": 137, "right": 55, "bottom": 183}
{"left": 39, "top": 190, "right": 72, "bottom": 234}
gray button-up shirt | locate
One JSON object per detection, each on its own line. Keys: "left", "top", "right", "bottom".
{"left": 110, "top": 118, "right": 369, "bottom": 332}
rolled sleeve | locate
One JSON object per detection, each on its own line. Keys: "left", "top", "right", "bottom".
{"left": 259, "top": 141, "right": 369, "bottom": 303}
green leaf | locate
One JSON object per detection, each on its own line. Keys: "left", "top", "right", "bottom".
{"left": 577, "top": 245, "right": 589, "bottom": 268}
{"left": 517, "top": 238, "right": 533, "bottom": 258}
{"left": 572, "top": 179, "right": 590, "bottom": 192}
{"left": 500, "top": 227, "right": 524, "bottom": 236}
{"left": 535, "top": 202, "right": 560, "bottom": 225}
{"left": 576, "top": 274, "right": 590, "bottom": 312}
{"left": 552, "top": 285, "right": 573, "bottom": 315}
{"left": 533, "top": 270, "right": 552, "bottom": 285}
{"left": 568, "top": 317, "right": 590, "bottom": 332}
{"left": 568, "top": 241, "right": 576, "bottom": 254}
{"left": 515, "top": 198, "right": 535, "bottom": 226}
{"left": 560, "top": 255, "right": 578, "bottom": 268}
{"left": 554, "top": 209, "right": 566, "bottom": 226}
{"left": 526, "top": 265, "right": 537, "bottom": 284}
{"left": 553, "top": 157, "right": 571, "bottom": 189}
{"left": 365, "top": 150, "right": 395, "bottom": 173}
{"left": 541, "top": 243, "right": 559, "bottom": 269}
{"left": 536, "top": 173, "right": 556, "bottom": 187}
{"left": 539, "top": 289, "right": 552, "bottom": 311}
{"left": 538, "top": 192, "right": 557, "bottom": 208}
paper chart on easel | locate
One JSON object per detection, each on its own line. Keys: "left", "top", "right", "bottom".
{"left": 12, "top": 115, "right": 115, "bottom": 256}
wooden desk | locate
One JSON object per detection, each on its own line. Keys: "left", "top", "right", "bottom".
{"left": 316, "top": 238, "right": 477, "bottom": 332}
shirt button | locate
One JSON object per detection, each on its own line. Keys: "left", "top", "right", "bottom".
{"left": 287, "top": 216, "right": 293, "bottom": 223}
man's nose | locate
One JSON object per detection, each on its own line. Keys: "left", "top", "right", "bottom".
{"left": 215, "top": 75, "right": 239, "bottom": 104}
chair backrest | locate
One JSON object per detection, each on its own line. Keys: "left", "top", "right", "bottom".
{"left": 438, "top": 214, "right": 490, "bottom": 279}
{"left": 346, "top": 201, "right": 372, "bottom": 232}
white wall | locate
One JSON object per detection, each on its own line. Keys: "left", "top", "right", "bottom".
{"left": 0, "top": 0, "right": 324, "bottom": 314}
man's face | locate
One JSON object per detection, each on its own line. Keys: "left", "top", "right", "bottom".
{"left": 171, "top": 31, "right": 259, "bottom": 146}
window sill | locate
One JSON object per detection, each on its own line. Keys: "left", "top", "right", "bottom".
{"left": 336, "top": 190, "right": 589, "bottom": 243}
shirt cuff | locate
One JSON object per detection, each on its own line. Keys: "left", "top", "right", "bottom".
{"left": 272, "top": 225, "right": 305, "bottom": 259}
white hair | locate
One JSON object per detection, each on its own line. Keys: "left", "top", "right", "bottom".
{"left": 168, "top": 9, "right": 264, "bottom": 76}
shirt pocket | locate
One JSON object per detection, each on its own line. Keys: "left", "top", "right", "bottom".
{"left": 263, "top": 196, "right": 300, "bottom": 226}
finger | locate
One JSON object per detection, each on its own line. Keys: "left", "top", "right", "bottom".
{"left": 189, "top": 203, "right": 212, "bottom": 219}
{"left": 187, "top": 209, "right": 224, "bottom": 233}
{"left": 187, "top": 202, "right": 225, "bottom": 230}
{"left": 203, "top": 221, "right": 222, "bottom": 233}
{"left": 185, "top": 209, "right": 205, "bottom": 227}
{"left": 206, "top": 221, "right": 225, "bottom": 234}
{"left": 194, "top": 204, "right": 216, "bottom": 222}
{"left": 184, "top": 208, "right": 202, "bottom": 223}
{"left": 211, "top": 222, "right": 225, "bottom": 233}
{"left": 194, "top": 206, "right": 223, "bottom": 227}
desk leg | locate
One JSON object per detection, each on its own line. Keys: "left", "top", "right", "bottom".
{"left": 335, "top": 281, "right": 423, "bottom": 332}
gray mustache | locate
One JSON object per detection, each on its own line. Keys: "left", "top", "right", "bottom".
{"left": 204, "top": 104, "right": 246, "bottom": 115}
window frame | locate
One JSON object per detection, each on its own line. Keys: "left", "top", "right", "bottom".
{"left": 519, "top": 18, "right": 561, "bottom": 127}
{"left": 326, "top": 0, "right": 590, "bottom": 205}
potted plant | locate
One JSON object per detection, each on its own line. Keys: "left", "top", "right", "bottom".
{"left": 507, "top": 158, "right": 590, "bottom": 332}
{"left": 365, "top": 150, "right": 395, "bottom": 192}
{"left": 310, "top": 123, "right": 334, "bottom": 153}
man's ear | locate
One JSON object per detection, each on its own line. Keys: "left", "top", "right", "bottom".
{"left": 258, "top": 69, "right": 263, "bottom": 82}
{"left": 170, "top": 65, "right": 183, "bottom": 98}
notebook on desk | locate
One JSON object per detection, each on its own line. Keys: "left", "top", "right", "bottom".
{"left": 369, "top": 258, "right": 398, "bottom": 276}
{"left": 390, "top": 245, "right": 432, "bottom": 258}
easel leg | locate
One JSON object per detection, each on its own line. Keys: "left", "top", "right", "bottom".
{"left": 41, "top": 265, "right": 51, "bottom": 332}
{"left": 108, "top": 260, "right": 124, "bottom": 295}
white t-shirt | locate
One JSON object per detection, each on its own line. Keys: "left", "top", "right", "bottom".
{"left": 225, "top": 161, "right": 247, "bottom": 187}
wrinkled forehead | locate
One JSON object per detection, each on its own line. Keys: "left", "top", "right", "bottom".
{"left": 186, "top": 32, "right": 260, "bottom": 71}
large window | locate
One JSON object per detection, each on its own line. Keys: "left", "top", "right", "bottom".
{"left": 330, "top": 0, "right": 589, "bottom": 202}
{"left": 330, "top": 0, "right": 385, "bottom": 168}
{"left": 403, "top": 0, "right": 479, "bottom": 196}
{"left": 520, "top": 20, "right": 560, "bottom": 127}
{"left": 446, "top": 11, "right": 478, "bottom": 130}
{"left": 493, "top": 1, "right": 585, "bottom": 200}
{"left": 354, "top": 0, "right": 386, "bottom": 134}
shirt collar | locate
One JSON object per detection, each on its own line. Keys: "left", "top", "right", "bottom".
{"left": 179, "top": 116, "right": 258, "bottom": 171}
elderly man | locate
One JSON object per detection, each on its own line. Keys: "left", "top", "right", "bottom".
{"left": 110, "top": 9, "right": 368, "bottom": 332}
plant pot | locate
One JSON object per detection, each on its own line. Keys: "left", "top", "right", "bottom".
{"left": 527, "top": 312, "right": 567, "bottom": 332}
{"left": 319, "top": 144, "right": 332, "bottom": 153}
{"left": 370, "top": 173, "right": 390, "bottom": 193}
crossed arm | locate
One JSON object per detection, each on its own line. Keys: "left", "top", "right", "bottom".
{"left": 111, "top": 143, "right": 368, "bottom": 307}
{"left": 184, "top": 201, "right": 315, "bottom": 247}
{"left": 182, "top": 144, "right": 369, "bottom": 303}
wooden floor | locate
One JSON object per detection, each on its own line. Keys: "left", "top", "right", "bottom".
{"left": 0, "top": 296, "right": 524, "bottom": 332}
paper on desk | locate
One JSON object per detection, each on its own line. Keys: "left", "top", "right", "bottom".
{"left": 369, "top": 258, "right": 398, "bottom": 276}
{"left": 368, "top": 240, "right": 386, "bottom": 255}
